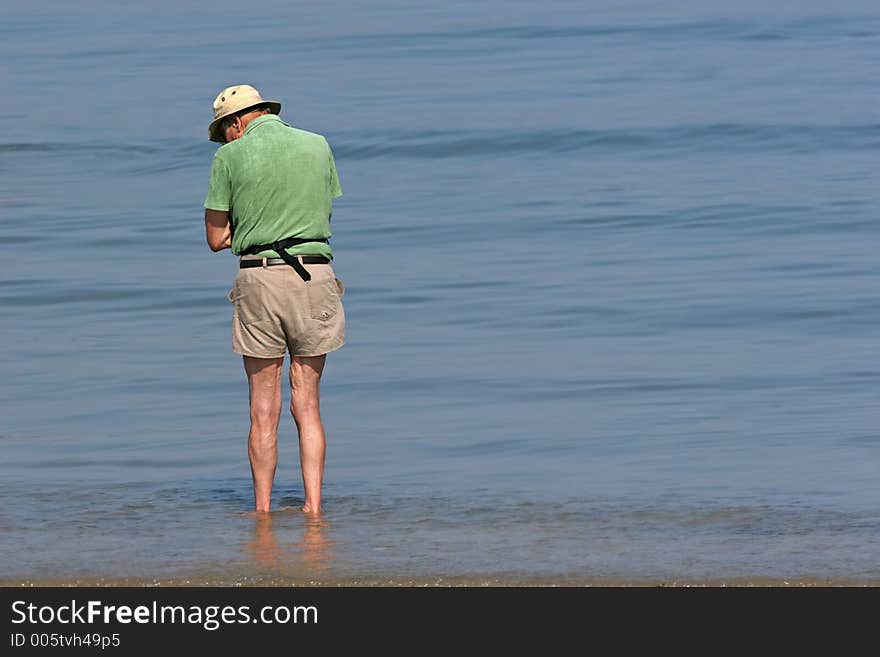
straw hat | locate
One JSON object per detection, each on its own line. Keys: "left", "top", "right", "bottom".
{"left": 208, "top": 84, "right": 281, "bottom": 142}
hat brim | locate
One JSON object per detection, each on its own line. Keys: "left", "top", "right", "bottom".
{"left": 209, "top": 101, "right": 281, "bottom": 143}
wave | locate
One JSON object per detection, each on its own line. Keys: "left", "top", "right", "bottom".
{"left": 331, "top": 123, "right": 880, "bottom": 160}
{"left": 322, "top": 16, "right": 880, "bottom": 49}
{"left": 1, "top": 123, "right": 877, "bottom": 166}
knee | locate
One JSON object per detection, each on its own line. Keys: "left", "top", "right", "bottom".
{"left": 290, "top": 397, "right": 320, "bottom": 425}
{"left": 250, "top": 403, "right": 279, "bottom": 433}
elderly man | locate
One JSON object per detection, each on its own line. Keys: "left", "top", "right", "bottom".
{"left": 203, "top": 84, "right": 344, "bottom": 514}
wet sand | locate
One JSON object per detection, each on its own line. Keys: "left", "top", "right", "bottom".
{"left": 3, "top": 575, "right": 876, "bottom": 587}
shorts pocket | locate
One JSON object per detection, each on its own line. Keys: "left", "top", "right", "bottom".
{"left": 232, "top": 276, "right": 266, "bottom": 325}
{"left": 307, "top": 274, "right": 342, "bottom": 321}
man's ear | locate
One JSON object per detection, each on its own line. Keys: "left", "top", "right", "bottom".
{"left": 224, "top": 115, "right": 244, "bottom": 142}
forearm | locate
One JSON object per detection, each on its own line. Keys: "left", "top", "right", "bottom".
{"left": 205, "top": 208, "right": 233, "bottom": 251}
{"left": 211, "top": 227, "right": 232, "bottom": 251}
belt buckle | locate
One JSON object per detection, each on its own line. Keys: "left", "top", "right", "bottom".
{"left": 262, "top": 257, "right": 268, "bottom": 269}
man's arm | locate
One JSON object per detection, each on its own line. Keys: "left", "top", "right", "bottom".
{"left": 205, "top": 209, "right": 232, "bottom": 251}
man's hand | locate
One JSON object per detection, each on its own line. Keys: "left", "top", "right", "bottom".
{"left": 205, "top": 209, "right": 232, "bottom": 251}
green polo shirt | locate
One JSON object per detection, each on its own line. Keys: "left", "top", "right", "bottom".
{"left": 204, "top": 114, "right": 342, "bottom": 259}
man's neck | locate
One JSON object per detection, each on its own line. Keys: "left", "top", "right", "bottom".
{"left": 240, "top": 111, "right": 270, "bottom": 133}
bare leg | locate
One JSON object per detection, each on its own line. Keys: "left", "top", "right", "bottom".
{"left": 243, "top": 355, "right": 284, "bottom": 512}
{"left": 289, "top": 354, "right": 327, "bottom": 514}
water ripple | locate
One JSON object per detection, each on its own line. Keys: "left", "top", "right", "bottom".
{"left": 331, "top": 124, "right": 880, "bottom": 160}
{"left": 1, "top": 123, "right": 876, "bottom": 171}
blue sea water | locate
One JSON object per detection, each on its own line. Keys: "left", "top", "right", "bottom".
{"left": 0, "top": 0, "right": 878, "bottom": 584}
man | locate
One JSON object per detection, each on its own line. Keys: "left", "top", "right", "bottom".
{"left": 203, "top": 84, "right": 344, "bottom": 515}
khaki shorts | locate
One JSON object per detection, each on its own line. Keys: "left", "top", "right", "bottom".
{"left": 229, "top": 258, "right": 346, "bottom": 358}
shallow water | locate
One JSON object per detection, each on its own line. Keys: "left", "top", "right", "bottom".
{"left": 1, "top": 0, "right": 879, "bottom": 585}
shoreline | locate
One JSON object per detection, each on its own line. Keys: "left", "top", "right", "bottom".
{"left": 3, "top": 575, "right": 877, "bottom": 587}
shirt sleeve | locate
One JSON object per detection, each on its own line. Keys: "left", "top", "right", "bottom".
{"left": 204, "top": 151, "right": 232, "bottom": 211}
{"left": 326, "top": 139, "right": 342, "bottom": 198}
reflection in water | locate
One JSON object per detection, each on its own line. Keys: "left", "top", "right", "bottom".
{"left": 246, "top": 513, "right": 281, "bottom": 568}
{"left": 295, "top": 514, "right": 334, "bottom": 573}
{"left": 245, "top": 512, "right": 334, "bottom": 574}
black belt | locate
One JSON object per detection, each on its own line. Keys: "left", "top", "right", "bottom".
{"left": 239, "top": 236, "right": 330, "bottom": 281}
{"left": 240, "top": 255, "right": 329, "bottom": 269}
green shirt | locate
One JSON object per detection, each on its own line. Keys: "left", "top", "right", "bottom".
{"left": 204, "top": 114, "right": 342, "bottom": 259}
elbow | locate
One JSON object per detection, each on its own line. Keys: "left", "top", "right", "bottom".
{"left": 206, "top": 233, "right": 230, "bottom": 252}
